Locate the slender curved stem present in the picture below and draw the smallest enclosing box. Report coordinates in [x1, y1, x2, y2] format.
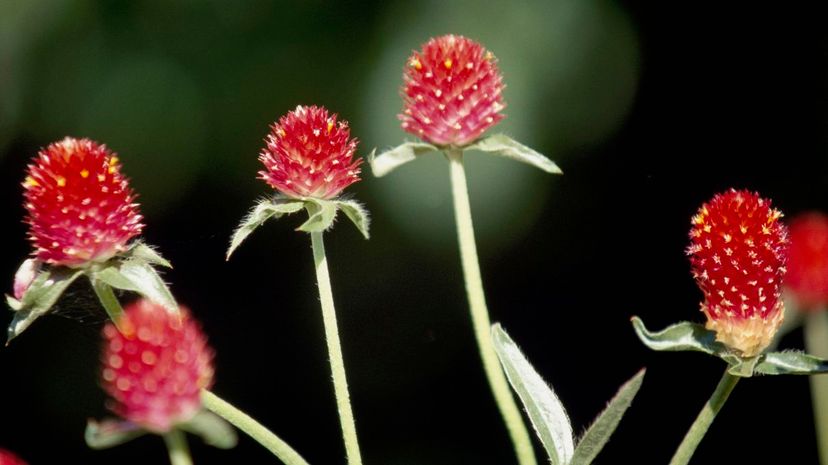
[310, 228, 363, 465]
[446, 149, 538, 465]
[91, 279, 125, 331]
[805, 310, 828, 465]
[201, 390, 311, 465]
[163, 429, 193, 465]
[669, 369, 740, 465]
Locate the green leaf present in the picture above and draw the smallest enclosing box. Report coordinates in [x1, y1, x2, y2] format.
[492, 324, 574, 465]
[570, 369, 645, 465]
[754, 351, 828, 375]
[94, 259, 178, 313]
[180, 410, 238, 449]
[7, 267, 85, 343]
[631, 317, 728, 356]
[297, 200, 338, 233]
[335, 199, 371, 239]
[85, 419, 145, 449]
[369, 142, 439, 177]
[466, 134, 562, 174]
[726, 356, 760, 378]
[5, 295, 21, 311]
[227, 197, 305, 259]
[127, 241, 172, 268]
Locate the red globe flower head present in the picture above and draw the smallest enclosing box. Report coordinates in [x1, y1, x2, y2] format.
[23, 137, 144, 267]
[0, 449, 27, 465]
[399, 34, 506, 147]
[101, 299, 214, 433]
[258, 105, 362, 200]
[785, 212, 828, 311]
[687, 189, 789, 357]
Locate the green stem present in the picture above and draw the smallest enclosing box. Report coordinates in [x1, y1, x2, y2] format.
[310, 228, 363, 465]
[91, 279, 125, 331]
[805, 310, 828, 465]
[446, 149, 538, 465]
[201, 390, 311, 465]
[669, 369, 740, 465]
[163, 429, 193, 465]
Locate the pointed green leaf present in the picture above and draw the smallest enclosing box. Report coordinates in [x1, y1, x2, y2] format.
[466, 134, 562, 174]
[335, 199, 371, 239]
[369, 142, 439, 177]
[7, 267, 84, 343]
[726, 356, 760, 377]
[94, 259, 178, 313]
[85, 419, 145, 449]
[180, 410, 238, 449]
[631, 317, 728, 356]
[754, 351, 828, 375]
[127, 241, 172, 268]
[297, 200, 338, 233]
[5, 295, 21, 312]
[492, 324, 574, 465]
[570, 369, 645, 465]
[227, 198, 305, 259]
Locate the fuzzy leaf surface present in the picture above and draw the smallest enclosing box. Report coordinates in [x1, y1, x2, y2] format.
[369, 142, 439, 177]
[754, 351, 828, 375]
[227, 197, 304, 259]
[466, 134, 562, 174]
[297, 200, 338, 233]
[94, 259, 178, 313]
[570, 369, 645, 465]
[335, 199, 371, 239]
[126, 241, 172, 268]
[492, 324, 574, 465]
[7, 267, 84, 343]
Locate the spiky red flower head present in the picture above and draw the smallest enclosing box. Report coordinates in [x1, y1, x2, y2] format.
[0, 449, 27, 465]
[23, 137, 144, 267]
[101, 299, 214, 433]
[687, 189, 789, 357]
[399, 34, 506, 147]
[258, 105, 362, 200]
[785, 212, 828, 311]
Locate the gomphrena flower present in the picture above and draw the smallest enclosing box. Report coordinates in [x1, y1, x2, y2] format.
[101, 298, 214, 433]
[785, 212, 828, 311]
[687, 189, 789, 357]
[258, 105, 362, 200]
[400, 34, 506, 147]
[0, 449, 27, 465]
[23, 137, 144, 267]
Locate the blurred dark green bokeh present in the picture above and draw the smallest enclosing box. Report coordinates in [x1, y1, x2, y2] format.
[2, 1, 827, 464]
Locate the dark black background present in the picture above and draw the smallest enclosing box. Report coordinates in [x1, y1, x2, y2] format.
[1, 1, 827, 464]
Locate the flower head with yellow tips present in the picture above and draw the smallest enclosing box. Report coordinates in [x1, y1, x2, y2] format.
[258, 105, 362, 200]
[687, 189, 789, 357]
[399, 34, 506, 146]
[22, 137, 144, 267]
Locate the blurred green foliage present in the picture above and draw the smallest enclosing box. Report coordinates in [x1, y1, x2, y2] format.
[1, 0, 638, 251]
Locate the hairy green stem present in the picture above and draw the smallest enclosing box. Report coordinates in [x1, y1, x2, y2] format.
[201, 390, 311, 465]
[310, 229, 363, 465]
[669, 369, 740, 465]
[163, 429, 193, 465]
[446, 149, 538, 465]
[805, 310, 828, 465]
[91, 279, 125, 331]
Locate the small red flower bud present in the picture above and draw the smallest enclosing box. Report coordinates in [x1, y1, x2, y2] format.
[258, 105, 362, 200]
[399, 34, 506, 147]
[785, 212, 828, 311]
[0, 449, 27, 465]
[12, 258, 40, 300]
[101, 299, 214, 433]
[687, 189, 789, 357]
[23, 137, 144, 267]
